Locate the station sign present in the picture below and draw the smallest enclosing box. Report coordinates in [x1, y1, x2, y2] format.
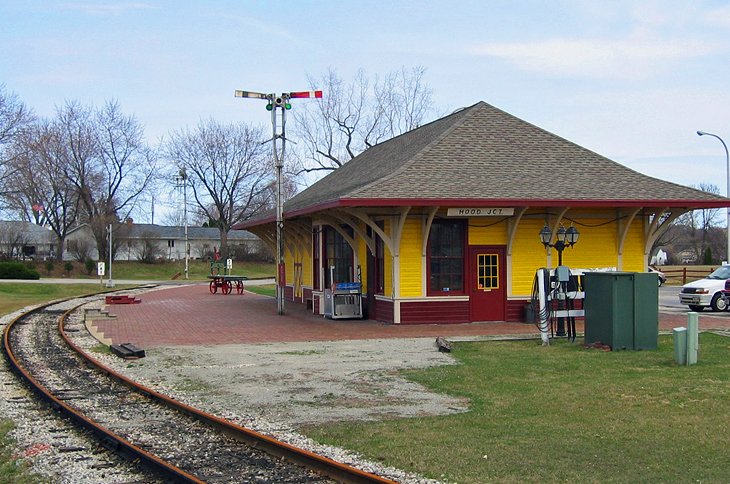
[447, 207, 515, 217]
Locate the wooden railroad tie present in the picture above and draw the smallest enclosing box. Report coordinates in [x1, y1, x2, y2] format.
[110, 342, 146, 359]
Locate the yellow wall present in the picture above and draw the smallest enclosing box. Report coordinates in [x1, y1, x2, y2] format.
[284, 249, 293, 283]
[399, 218, 423, 297]
[621, 220, 646, 272]
[510, 213, 648, 296]
[565, 218, 621, 270]
[383, 219, 393, 297]
[284, 242, 313, 289]
[468, 219, 508, 245]
[510, 217, 547, 296]
[302, 245, 313, 286]
[279, 209, 648, 301]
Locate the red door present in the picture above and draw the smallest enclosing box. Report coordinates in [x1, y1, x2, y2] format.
[469, 246, 506, 321]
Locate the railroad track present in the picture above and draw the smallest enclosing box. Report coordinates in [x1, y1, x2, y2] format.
[2, 294, 397, 483]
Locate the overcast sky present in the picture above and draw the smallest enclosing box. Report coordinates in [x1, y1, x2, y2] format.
[2, 1, 730, 202]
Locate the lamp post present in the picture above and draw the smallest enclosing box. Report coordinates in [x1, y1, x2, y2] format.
[697, 130, 730, 264]
[175, 167, 189, 280]
[539, 224, 580, 337]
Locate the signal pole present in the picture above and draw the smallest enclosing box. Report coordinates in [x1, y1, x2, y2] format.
[235, 89, 322, 315]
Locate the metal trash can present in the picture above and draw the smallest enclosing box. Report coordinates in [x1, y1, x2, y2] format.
[523, 303, 536, 324]
[583, 272, 658, 350]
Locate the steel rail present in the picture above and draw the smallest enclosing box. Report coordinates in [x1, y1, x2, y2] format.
[3, 295, 397, 484]
[57, 307, 397, 484]
[2, 300, 204, 483]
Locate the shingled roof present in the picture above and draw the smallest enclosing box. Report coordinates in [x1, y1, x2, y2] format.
[254, 101, 728, 223]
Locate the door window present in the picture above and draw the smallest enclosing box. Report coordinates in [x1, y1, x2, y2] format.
[476, 253, 499, 290]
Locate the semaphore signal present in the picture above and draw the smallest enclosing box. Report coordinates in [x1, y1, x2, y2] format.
[234, 87, 322, 315]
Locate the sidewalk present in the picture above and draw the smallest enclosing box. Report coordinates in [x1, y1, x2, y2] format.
[88, 284, 730, 348]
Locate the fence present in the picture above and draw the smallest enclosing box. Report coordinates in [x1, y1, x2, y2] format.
[662, 267, 715, 285]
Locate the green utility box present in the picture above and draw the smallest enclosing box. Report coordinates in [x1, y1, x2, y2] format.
[583, 272, 658, 350]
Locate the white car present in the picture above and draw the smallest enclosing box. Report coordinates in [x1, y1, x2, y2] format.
[678, 265, 730, 312]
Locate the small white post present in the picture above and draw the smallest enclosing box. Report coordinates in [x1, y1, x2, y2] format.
[687, 312, 699, 365]
[537, 269, 550, 346]
[673, 326, 687, 365]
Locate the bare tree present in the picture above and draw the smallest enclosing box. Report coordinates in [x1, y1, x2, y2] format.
[165, 119, 270, 258]
[135, 231, 164, 263]
[3, 120, 82, 260]
[58, 100, 156, 261]
[674, 183, 723, 262]
[0, 221, 29, 259]
[67, 238, 93, 262]
[291, 66, 435, 177]
[0, 85, 34, 202]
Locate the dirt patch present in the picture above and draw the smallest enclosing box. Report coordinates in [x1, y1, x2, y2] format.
[114, 338, 470, 427]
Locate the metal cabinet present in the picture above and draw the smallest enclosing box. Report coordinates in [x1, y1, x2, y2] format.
[584, 272, 658, 350]
[324, 283, 363, 319]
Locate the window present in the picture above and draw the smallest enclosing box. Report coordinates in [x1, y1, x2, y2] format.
[368, 224, 385, 295]
[167, 239, 175, 248]
[375, 232, 385, 294]
[324, 226, 353, 288]
[428, 220, 465, 294]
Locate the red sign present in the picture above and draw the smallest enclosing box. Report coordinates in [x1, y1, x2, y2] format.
[278, 263, 286, 286]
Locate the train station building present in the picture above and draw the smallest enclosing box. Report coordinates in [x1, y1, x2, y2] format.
[235, 101, 727, 324]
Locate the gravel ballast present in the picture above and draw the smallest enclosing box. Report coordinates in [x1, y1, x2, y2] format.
[2, 291, 473, 483]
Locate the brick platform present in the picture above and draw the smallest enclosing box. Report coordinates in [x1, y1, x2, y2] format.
[89, 284, 730, 347]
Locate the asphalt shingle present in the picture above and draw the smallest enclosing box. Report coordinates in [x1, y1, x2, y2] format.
[248, 101, 727, 225]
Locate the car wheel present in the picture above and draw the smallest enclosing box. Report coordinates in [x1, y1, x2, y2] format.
[710, 293, 728, 312]
[688, 305, 704, 312]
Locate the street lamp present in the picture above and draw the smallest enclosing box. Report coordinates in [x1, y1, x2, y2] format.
[539, 223, 580, 337]
[697, 130, 730, 264]
[539, 224, 580, 266]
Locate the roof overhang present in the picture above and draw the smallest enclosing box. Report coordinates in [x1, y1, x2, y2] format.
[234, 197, 730, 230]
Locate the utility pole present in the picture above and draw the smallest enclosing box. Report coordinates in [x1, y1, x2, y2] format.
[176, 168, 189, 280]
[235, 89, 322, 315]
[106, 223, 114, 287]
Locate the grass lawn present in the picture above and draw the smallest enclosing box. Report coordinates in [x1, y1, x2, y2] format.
[0, 283, 138, 316]
[245, 284, 276, 298]
[108, 259, 274, 280]
[31, 259, 275, 281]
[303, 335, 730, 483]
